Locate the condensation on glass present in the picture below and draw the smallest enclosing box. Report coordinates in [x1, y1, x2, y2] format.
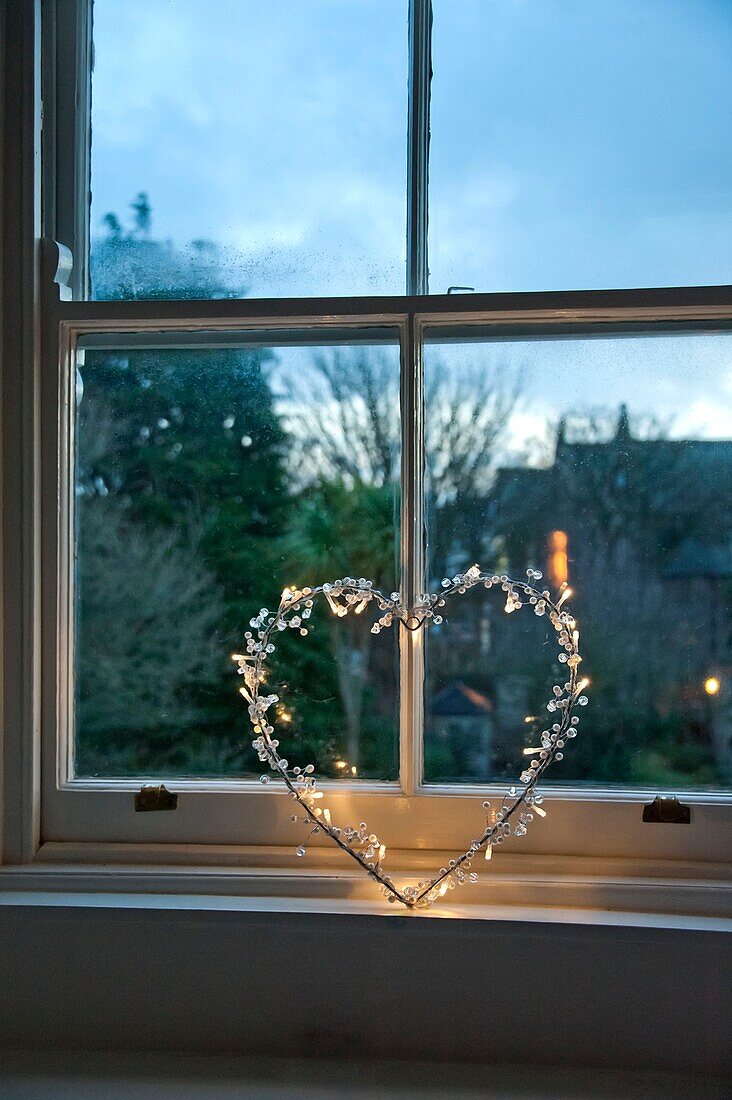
[89, 0, 408, 300]
[73, 330, 401, 779]
[429, 0, 732, 293]
[423, 329, 732, 791]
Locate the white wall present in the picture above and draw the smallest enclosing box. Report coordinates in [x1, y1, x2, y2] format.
[0, 904, 730, 1077]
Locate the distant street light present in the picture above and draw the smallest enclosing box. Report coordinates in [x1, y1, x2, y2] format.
[704, 676, 721, 696]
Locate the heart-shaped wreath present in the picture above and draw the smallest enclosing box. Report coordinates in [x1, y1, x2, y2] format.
[234, 566, 589, 909]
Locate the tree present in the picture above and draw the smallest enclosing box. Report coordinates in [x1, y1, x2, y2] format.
[280, 347, 520, 510]
[130, 191, 152, 238]
[276, 346, 521, 766]
[285, 480, 398, 769]
[76, 494, 225, 775]
[84, 198, 527, 779]
[102, 212, 122, 240]
[77, 343, 289, 754]
[78, 198, 290, 774]
[91, 193, 246, 300]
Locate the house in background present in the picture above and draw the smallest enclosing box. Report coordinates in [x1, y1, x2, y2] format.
[429, 680, 493, 778]
[491, 405, 732, 781]
[428, 407, 732, 784]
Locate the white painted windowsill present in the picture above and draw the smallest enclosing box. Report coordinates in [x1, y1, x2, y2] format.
[1, 852, 730, 933]
[0, 890, 730, 934]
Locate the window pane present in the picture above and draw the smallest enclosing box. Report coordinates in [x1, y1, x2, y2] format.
[74, 331, 400, 779]
[423, 329, 732, 791]
[89, 1, 407, 299]
[429, 0, 732, 293]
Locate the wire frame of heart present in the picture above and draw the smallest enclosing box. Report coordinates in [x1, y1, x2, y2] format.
[233, 566, 589, 909]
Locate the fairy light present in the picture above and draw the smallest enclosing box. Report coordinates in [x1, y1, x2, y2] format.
[705, 676, 720, 696]
[236, 565, 586, 909]
[556, 586, 573, 609]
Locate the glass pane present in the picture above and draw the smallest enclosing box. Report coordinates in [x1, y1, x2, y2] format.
[74, 331, 400, 779]
[430, 0, 732, 292]
[423, 329, 732, 791]
[90, 1, 407, 299]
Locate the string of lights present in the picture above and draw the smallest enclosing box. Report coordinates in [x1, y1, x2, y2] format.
[234, 566, 588, 909]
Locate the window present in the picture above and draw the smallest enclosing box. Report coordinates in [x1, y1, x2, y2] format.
[88, 0, 408, 299]
[3, 1, 730, 889]
[74, 330, 400, 781]
[429, 0, 732, 293]
[423, 328, 732, 791]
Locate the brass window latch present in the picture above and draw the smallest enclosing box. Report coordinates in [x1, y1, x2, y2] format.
[642, 795, 691, 824]
[134, 783, 178, 812]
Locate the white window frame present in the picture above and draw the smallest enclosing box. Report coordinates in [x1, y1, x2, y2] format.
[2, 0, 731, 919]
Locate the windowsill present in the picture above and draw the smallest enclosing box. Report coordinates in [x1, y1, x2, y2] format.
[1, 848, 730, 932]
[0, 890, 730, 933]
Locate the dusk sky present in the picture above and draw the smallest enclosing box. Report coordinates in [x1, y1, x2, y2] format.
[90, 1, 732, 443]
[429, 0, 732, 294]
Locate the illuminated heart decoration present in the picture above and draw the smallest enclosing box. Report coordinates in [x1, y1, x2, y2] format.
[234, 566, 588, 909]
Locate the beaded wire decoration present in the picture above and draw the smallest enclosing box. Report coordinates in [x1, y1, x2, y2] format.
[234, 566, 588, 909]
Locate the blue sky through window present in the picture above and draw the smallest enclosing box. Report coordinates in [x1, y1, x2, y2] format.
[91, 0, 408, 297]
[430, 0, 732, 294]
[90, 1, 732, 438]
[91, 0, 732, 298]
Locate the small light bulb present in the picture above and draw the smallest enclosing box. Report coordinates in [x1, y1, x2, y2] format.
[705, 676, 721, 696]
